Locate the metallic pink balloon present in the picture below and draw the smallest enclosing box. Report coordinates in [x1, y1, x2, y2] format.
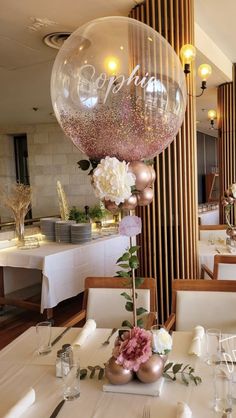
[51, 17, 186, 161]
[121, 194, 138, 210]
[148, 166, 156, 184]
[137, 187, 154, 206]
[128, 161, 152, 191]
[136, 354, 164, 383]
[104, 200, 120, 214]
[105, 357, 134, 385]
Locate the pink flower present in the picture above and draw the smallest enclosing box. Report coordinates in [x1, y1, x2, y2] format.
[112, 327, 152, 372]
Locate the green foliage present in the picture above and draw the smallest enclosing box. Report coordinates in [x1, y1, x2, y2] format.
[116, 245, 147, 328]
[80, 365, 105, 380]
[163, 362, 202, 386]
[69, 205, 107, 223]
[69, 206, 88, 223]
[89, 205, 107, 222]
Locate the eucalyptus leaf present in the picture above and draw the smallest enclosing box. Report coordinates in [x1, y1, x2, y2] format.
[163, 362, 173, 372]
[181, 372, 189, 386]
[135, 277, 144, 287]
[137, 318, 144, 328]
[116, 271, 131, 278]
[80, 369, 88, 380]
[90, 368, 96, 379]
[118, 263, 130, 269]
[163, 372, 174, 380]
[77, 159, 90, 171]
[129, 246, 140, 254]
[117, 253, 130, 263]
[129, 255, 139, 269]
[121, 320, 132, 328]
[98, 368, 105, 380]
[120, 292, 132, 301]
[172, 364, 183, 374]
[125, 301, 134, 312]
[136, 307, 147, 316]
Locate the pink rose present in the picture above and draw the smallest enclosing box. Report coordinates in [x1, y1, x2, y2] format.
[113, 327, 152, 372]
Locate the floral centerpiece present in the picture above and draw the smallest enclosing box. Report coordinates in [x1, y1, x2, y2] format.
[222, 182, 236, 243]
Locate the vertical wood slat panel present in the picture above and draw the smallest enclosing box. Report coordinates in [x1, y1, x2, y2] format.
[218, 78, 235, 225]
[130, 0, 197, 323]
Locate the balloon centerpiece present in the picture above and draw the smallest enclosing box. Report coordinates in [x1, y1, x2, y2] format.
[51, 16, 187, 386]
[222, 183, 236, 245]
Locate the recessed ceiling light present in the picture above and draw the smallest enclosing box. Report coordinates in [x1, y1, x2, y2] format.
[43, 32, 71, 49]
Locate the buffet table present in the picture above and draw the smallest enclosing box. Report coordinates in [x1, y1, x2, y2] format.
[0, 327, 234, 417]
[0, 234, 129, 316]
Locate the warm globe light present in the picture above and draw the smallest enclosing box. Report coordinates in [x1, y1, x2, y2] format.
[104, 56, 120, 75]
[208, 109, 217, 120]
[198, 64, 212, 81]
[180, 44, 196, 64]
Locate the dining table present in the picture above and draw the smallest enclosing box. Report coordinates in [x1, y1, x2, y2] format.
[198, 240, 236, 277]
[1, 326, 235, 417]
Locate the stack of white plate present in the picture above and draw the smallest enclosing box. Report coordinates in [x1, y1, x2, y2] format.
[71, 223, 92, 244]
[55, 220, 75, 243]
[40, 218, 60, 241]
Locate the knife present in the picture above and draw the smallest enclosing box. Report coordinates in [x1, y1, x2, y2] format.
[49, 399, 65, 418]
[51, 327, 72, 347]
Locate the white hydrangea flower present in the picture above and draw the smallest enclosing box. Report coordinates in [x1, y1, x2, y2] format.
[152, 328, 172, 354]
[92, 157, 136, 205]
[231, 183, 236, 198]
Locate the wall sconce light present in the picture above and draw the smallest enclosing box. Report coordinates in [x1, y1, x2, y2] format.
[180, 44, 212, 97]
[208, 109, 217, 129]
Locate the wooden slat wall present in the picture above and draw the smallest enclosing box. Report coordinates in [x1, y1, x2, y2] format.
[130, 0, 198, 323]
[218, 77, 235, 224]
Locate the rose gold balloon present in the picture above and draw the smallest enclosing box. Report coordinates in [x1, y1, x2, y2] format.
[128, 161, 152, 191]
[137, 187, 154, 206]
[121, 194, 138, 210]
[136, 354, 164, 383]
[228, 196, 235, 204]
[104, 200, 120, 214]
[105, 357, 134, 385]
[148, 165, 156, 184]
[221, 199, 229, 207]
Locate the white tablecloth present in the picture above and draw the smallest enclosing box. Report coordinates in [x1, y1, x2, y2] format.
[198, 241, 236, 278]
[0, 235, 129, 312]
[198, 209, 219, 225]
[1, 327, 235, 418]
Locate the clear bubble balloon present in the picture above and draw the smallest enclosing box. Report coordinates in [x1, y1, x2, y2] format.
[51, 16, 186, 161]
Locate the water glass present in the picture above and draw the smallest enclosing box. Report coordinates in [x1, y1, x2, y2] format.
[206, 328, 221, 365]
[214, 365, 232, 413]
[36, 321, 52, 355]
[62, 357, 80, 400]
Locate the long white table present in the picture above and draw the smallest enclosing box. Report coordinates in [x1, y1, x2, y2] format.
[1, 327, 235, 417]
[0, 234, 129, 316]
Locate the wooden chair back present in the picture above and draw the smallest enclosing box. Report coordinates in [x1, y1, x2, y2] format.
[198, 224, 227, 240]
[213, 255, 236, 279]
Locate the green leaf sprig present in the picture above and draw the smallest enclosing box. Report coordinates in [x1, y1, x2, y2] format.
[163, 362, 202, 386]
[80, 365, 105, 380]
[115, 246, 148, 328]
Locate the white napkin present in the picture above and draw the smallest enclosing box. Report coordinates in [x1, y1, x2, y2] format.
[188, 325, 205, 357]
[73, 319, 96, 346]
[103, 377, 164, 396]
[3, 388, 35, 418]
[176, 401, 192, 418]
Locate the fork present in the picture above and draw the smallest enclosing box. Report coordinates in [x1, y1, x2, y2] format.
[102, 328, 117, 345]
[142, 405, 150, 418]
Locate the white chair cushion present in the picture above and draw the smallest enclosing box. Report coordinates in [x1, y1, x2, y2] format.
[217, 263, 236, 279]
[176, 290, 236, 332]
[86, 288, 150, 328]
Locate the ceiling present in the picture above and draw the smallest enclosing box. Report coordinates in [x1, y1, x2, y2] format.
[0, 0, 234, 131]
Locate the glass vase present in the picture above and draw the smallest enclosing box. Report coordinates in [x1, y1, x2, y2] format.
[14, 211, 26, 247]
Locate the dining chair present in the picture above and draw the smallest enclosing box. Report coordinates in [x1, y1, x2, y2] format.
[198, 224, 227, 241]
[201, 255, 236, 279]
[62, 277, 157, 329]
[165, 279, 236, 332]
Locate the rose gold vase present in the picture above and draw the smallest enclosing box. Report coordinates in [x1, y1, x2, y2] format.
[136, 354, 164, 383]
[105, 357, 134, 385]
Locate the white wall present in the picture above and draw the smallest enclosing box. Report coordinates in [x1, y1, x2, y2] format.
[0, 123, 98, 222]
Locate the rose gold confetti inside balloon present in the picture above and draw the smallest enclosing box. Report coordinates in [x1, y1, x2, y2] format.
[51, 17, 186, 161]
